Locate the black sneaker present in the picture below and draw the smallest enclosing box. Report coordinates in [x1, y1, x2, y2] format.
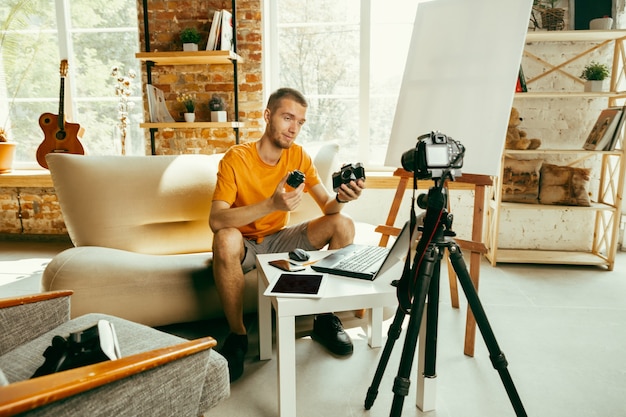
[312, 313, 353, 356]
[219, 333, 248, 382]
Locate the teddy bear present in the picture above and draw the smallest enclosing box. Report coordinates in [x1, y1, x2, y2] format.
[505, 107, 541, 150]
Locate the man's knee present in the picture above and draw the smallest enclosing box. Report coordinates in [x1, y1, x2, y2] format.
[213, 228, 245, 259]
[308, 213, 355, 248]
[327, 212, 354, 231]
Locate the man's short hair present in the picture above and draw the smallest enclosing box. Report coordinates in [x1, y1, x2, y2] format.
[267, 88, 308, 113]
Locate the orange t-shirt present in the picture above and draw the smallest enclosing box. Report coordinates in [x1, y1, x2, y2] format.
[213, 142, 321, 241]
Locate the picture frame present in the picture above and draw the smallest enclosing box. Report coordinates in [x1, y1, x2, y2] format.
[583, 107, 623, 151]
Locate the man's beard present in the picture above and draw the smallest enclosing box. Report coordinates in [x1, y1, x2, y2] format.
[269, 125, 292, 149]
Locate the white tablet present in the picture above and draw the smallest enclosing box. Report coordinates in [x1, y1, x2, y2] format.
[263, 273, 327, 299]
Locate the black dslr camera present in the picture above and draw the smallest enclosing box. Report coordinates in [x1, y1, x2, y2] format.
[401, 131, 464, 180]
[332, 163, 366, 191]
[31, 320, 120, 379]
[286, 170, 305, 188]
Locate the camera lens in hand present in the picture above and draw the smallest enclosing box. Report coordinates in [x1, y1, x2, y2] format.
[286, 170, 305, 188]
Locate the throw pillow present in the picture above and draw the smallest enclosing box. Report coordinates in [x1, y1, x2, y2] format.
[539, 163, 591, 206]
[501, 158, 543, 203]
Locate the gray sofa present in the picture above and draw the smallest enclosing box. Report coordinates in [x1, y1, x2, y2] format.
[0, 291, 229, 416]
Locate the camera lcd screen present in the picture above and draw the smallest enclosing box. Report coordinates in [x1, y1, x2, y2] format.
[426, 145, 449, 167]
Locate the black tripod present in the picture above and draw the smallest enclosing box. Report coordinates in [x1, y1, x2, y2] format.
[364, 176, 527, 417]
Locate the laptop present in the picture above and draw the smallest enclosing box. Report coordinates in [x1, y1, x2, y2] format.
[311, 221, 413, 280]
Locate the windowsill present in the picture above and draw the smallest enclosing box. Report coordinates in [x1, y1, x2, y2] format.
[0, 169, 484, 190]
[0, 169, 53, 187]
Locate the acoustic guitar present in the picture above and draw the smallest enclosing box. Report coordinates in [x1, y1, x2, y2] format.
[37, 59, 85, 169]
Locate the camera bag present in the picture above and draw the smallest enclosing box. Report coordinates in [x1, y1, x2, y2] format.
[31, 319, 121, 378]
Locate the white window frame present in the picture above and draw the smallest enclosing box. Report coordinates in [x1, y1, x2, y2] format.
[3, 0, 140, 169]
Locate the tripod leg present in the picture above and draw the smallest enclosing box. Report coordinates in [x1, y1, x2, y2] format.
[416, 256, 440, 412]
[448, 243, 528, 417]
[390, 247, 439, 417]
[364, 306, 406, 410]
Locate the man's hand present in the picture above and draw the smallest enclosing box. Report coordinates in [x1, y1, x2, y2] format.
[336, 178, 365, 203]
[271, 173, 305, 211]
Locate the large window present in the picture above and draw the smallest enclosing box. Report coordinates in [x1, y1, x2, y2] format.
[0, 0, 142, 167]
[267, 0, 419, 168]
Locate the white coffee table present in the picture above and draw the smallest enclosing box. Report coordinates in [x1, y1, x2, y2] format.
[256, 250, 404, 417]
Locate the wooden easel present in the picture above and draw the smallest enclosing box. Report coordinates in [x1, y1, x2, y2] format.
[375, 168, 492, 357]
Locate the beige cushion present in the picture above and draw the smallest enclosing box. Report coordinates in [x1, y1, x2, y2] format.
[501, 158, 542, 204]
[539, 163, 591, 206]
[47, 154, 221, 255]
[42, 247, 258, 326]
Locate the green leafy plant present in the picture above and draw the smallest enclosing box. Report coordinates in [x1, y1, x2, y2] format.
[180, 27, 201, 44]
[581, 61, 610, 81]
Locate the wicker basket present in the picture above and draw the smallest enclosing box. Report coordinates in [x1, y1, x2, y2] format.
[540, 8, 565, 31]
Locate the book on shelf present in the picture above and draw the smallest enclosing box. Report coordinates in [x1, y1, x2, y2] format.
[219, 9, 233, 51]
[146, 84, 175, 123]
[516, 65, 527, 93]
[605, 106, 626, 151]
[206, 10, 222, 51]
[583, 107, 623, 151]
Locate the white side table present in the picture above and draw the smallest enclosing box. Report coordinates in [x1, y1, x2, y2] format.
[256, 251, 403, 417]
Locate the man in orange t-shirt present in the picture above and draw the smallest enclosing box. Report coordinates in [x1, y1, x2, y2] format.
[210, 88, 365, 381]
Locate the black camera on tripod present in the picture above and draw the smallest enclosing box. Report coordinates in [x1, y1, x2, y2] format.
[401, 131, 464, 180]
[332, 163, 366, 191]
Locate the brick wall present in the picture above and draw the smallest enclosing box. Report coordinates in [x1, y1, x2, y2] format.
[0, 187, 66, 236]
[136, 0, 264, 154]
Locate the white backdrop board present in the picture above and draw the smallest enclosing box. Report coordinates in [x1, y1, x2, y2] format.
[384, 0, 533, 176]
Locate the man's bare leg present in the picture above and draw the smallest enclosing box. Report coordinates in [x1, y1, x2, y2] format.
[307, 213, 355, 250]
[212, 227, 249, 381]
[307, 213, 357, 356]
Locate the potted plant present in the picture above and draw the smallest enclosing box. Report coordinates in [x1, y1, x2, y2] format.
[0, 128, 17, 173]
[581, 61, 610, 92]
[533, 0, 565, 31]
[177, 92, 197, 122]
[209, 94, 227, 122]
[180, 27, 201, 51]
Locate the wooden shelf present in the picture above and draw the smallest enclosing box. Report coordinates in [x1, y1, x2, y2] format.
[515, 91, 626, 99]
[504, 148, 622, 156]
[487, 249, 610, 268]
[485, 30, 626, 270]
[140, 122, 245, 129]
[135, 51, 242, 66]
[0, 170, 53, 187]
[525, 30, 626, 43]
[492, 201, 617, 211]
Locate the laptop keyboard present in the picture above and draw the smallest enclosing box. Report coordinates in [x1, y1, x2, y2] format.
[335, 246, 389, 273]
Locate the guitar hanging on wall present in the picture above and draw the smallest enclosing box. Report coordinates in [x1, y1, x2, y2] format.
[37, 59, 85, 169]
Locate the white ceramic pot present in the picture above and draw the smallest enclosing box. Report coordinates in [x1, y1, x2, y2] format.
[210, 111, 227, 122]
[584, 80, 607, 92]
[182, 43, 199, 51]
[184, 113, 196, 122]
[0, 142, 17, 173]
[589, 17, 613, 31]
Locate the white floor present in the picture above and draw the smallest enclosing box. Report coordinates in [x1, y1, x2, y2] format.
[2, 239, 626, 417]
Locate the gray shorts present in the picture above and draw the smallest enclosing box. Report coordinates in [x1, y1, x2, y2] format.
[241, 222, 316, 273]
